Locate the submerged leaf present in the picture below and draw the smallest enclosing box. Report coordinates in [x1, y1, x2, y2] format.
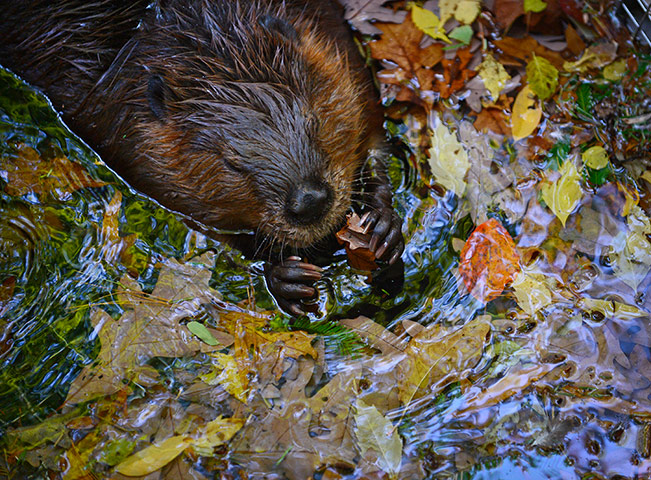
[427, 116, 470, 196]
[541, 161, 582, 226]
[354, 399, 402, 477]
[526, 54, 559, 100]
[115, 435, 190, 476]
[458, 218, 520, 303]
[511, 85, 542, 141]
[512, 269, 553, 315]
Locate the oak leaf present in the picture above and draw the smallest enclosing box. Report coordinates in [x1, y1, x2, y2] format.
[458, 218, 520, 303]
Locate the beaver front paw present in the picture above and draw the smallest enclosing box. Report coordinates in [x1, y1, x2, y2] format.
[362, 207, 405, 265]
[264, 256, 322, 316]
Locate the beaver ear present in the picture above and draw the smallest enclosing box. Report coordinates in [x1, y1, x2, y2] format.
[147, 75, 168, 121]
[258, 15, 298, 41]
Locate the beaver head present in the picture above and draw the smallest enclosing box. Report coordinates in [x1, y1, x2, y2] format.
[127, 0, 381, 251]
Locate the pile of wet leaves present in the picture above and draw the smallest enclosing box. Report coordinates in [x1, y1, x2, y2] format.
[1, 0, 651, 479]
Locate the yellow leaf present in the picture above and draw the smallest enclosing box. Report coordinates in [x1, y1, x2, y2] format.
[411, 5, 451, 43]
[541, 161, 582, 226]
[439, 0, 481, 24]
[603, 58, 627, 81]
[582, 146, 609, 169]
[511, 270, 553, 316]
[115, 435, 191, 476]
[641, 170, 651, 184]
[579, 298, 648, 320]
[192, 416, 245, 455]
[511, 85, 542, 141]
[354, 399, 402, 477]
[427, 116, 470, 196]
[201, 353, 249, 402]
[478, 53, 511, 101]
[398, 317, 490, 405]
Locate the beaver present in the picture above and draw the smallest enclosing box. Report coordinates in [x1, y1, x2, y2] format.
[0, 0, 404, 315]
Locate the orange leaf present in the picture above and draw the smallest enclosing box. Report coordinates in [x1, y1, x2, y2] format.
[458, 218, 520, 303]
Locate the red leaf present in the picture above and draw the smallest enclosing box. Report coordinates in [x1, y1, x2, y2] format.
[458, 218, 520, 303]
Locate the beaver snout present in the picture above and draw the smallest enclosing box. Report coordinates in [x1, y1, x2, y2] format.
[285, 181, 333, 226]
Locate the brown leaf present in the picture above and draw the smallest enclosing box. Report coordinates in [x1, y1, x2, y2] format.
[370, 14, 444, 76]
[564, 24, 586, 56]
[339, 0, 408, 35]
[495, 36, 566, 70]
[435, 47, 477, 99]
[492, 0, 564, 34]
[1, 144, 106, 201]
[336, 213, 378, 271]
[474, 107, 511, 136]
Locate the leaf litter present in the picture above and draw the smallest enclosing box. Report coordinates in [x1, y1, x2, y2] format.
[2, 0, 651, 479]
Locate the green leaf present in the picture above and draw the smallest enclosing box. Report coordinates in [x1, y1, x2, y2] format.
[524, 0, 548, 12]
[187, 320, 219, 346]
[526, 54, 559, 100]
[448, 25, 473, 45]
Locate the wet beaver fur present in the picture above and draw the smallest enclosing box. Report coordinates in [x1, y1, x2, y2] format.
[0, 0, 404, 315]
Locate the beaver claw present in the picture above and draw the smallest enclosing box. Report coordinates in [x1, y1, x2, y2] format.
[264, 256, 322, 316]
[361, 207, 405, 265]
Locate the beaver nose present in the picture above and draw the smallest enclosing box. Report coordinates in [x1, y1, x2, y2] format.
[285, 181, 332, 225]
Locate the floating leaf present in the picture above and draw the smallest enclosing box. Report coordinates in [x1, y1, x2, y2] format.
[115, 435, 191, 476]
[526, 54, 559, 100]
[541, 161, 582, 226]
[582, 146, 609, 170]
[478, 53, 511, 100]
[458, 218, 520, 303]
[427, 116, 470, 196]
[187, 321, 220, 346]
[354, 399, 402, 477]
[511, 85, 542, 141]
[524, 0, 547, 12]
[410, 5, 450, 43]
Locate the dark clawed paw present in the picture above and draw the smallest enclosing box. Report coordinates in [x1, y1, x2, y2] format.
[265, 257, 322, 316]
[363, 207, 405, 265]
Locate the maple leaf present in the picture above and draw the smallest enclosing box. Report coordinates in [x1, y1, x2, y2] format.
[458, 218, 520, 303]
[370, 14, 445, 76]
[0, 143, 106, 201]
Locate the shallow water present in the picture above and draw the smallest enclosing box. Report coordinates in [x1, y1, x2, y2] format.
[0, 57, 650, 480]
